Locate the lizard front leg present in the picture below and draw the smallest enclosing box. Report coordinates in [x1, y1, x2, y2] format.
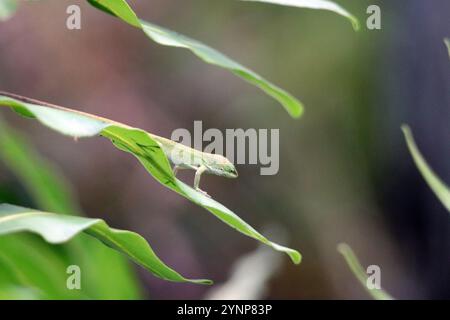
[194, 165, 210, 197]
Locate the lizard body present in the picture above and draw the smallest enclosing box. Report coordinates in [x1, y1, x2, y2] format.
[149, 134, 238, 196]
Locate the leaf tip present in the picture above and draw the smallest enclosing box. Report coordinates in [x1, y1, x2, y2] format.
[400, 123, 410, 132]
[288, 100, 305, 119]
[337, 242, 350, 255]
[292, 107, 304, 119]
[350, 17, 360, 31]
[288, 249, 302, 265]
[444, 38, 450, 54]
[192, 279, 214, 285]
[400, 124, 412, 140]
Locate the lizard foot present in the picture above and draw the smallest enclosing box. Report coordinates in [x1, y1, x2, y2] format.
[195, 188, 211, 198]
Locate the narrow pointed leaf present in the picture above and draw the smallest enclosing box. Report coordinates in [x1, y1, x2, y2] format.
[240, 0, 360, 30]
[402, 125, 450, 213]
[87, 0, 303, 118]
[0, 93, 301, 264]
[0, 204, 211, 285]
[337, 243, 393, 300]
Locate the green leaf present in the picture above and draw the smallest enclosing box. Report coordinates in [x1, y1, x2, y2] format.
[0, 243, 37, 289]
[0, 116, 142, 299]
[76, 235, 142, 299]
[337, 243, 393, 300]
[444, 38, 450, 60]
[402, 125, 450, 213]
[87, 0, 303, 118]
[0, 93, 301, 264]
[0, 117, 82, 215]
[0, 234, 87, 299]
[0, 0, 17, 21]
[0, 204, 211, 285]
[240, 0, 360, 30]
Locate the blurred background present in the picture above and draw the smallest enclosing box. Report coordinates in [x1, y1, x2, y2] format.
[0, 0, 449, 299]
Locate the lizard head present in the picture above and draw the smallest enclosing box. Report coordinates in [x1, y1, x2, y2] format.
[204, 154, 238, 178]
[221, 161, 239, 178]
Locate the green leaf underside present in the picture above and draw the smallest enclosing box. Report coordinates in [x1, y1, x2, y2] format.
[87, 0, 303, 118]
[0, 95, 301, 265]
[402, 125, 450, 213]
[240, 0, 359, 30]
[0, 0, 17, 21]
[0, 204, 211, 285]
[337, 243, 393, 300]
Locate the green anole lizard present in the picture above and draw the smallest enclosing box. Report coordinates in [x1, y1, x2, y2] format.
[0, 91, 238, 197]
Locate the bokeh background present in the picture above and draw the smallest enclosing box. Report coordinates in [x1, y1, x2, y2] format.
[0, 0, 449, 299]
